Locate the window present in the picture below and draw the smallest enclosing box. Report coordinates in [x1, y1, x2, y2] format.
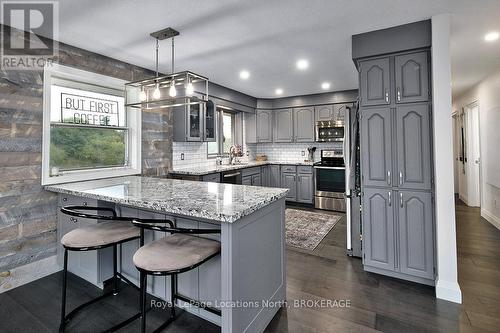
[207, 109, 235, 157]
[42, 64, 141, 185]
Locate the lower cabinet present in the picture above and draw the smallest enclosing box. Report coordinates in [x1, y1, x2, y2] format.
[269, 165, 280, 187]
[362, 188, 434, 283]
[202, 173, 220, 182]
[281, 172, 297, 201]
[280, 166, 314, 203]
[296, 173, 314, 203]
[261, 165, 270, 187]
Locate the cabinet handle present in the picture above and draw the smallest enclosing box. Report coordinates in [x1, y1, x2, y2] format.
[388, 191, 392, 206]
[400, 192, 403, 207]
[387, 170, 391, 185]
[397, 87, 401, 101]
[62, 197, 68, 202]
[385, 90, 389, 103]
[83, 201, 88, 206]
[70, 217, 78, 223]
[399, 171, 403, 185]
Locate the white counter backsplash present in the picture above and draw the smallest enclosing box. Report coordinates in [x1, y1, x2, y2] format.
[173, 141, 340, 168]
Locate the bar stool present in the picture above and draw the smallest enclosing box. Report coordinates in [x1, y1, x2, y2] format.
[131, 218, 221, 333]
[59, 205, 141, 332]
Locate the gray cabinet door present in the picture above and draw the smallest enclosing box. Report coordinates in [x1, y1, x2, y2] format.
[261, 166, 270, 187]
[395, 52, 429, 103]
[186, 103, 203, 141]
[398, 190, 434, 279]
[270, 165, 280, 187]
[360, 108, 392, 187]
[252, 174, 262, 186]
[244, 112, 257, 144]
[202, 173, 220, 183]
[396, 104, 431, 190]
[315, 105, 334, 121]
[274, 109, 294, 142]
[242, 175, 252, 185]
[294, 107, 315, 142]
[281, 172, 297, 201]
[257, 110, 273, 143]
[296, 174, 314, 203]
[360, 57, 390, 106]
[362, 188, 395, 271]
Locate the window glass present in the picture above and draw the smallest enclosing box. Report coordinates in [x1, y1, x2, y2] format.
[222, 113, 234, 154]
[49, 85, 127, 174]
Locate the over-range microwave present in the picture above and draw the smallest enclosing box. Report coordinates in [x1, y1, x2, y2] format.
[315, 120, 345, 142]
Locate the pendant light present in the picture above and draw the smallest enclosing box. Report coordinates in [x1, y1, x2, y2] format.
[125, 27, 209, 110]
[152, 38, 161, 99]
[168, 37, 177, 97]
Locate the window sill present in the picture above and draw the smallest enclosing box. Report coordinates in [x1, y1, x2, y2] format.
[41, 167, 141, 186]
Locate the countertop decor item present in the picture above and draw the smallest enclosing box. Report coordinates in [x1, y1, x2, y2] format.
[307, 146, 317, 162]
[229, 144, 243, 165]
[255, 155, 268, 162]
[125, 27, 209, 110]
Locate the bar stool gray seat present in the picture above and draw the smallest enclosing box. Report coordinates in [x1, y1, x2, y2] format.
[59, 206, 141, 333]
[133, 233, 220, 273]
[132, 218, 221, 333]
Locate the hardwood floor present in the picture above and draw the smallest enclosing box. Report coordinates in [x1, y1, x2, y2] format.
[0, 202, 499, 332]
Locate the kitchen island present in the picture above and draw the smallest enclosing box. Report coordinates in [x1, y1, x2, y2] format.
[45, 176, 288, 333]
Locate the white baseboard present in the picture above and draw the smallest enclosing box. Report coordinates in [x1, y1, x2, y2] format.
[435, 279, 462, 303]
[0, 255, 60, 294]
[481, 209, 500, 230]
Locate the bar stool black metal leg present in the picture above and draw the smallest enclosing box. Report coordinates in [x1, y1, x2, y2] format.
[170, 274, 176, 319]
[60, 249, 68, 333]
[140, 271, 147, 333]
[113, 244, 118, 296]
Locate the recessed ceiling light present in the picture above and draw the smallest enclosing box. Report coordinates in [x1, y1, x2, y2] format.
[484, 31, 499, 42]
[296, 59, 309, 70]
[275, 88, 283, 95]
[239, 70, 250, 80]
[321, 82, 331, 90]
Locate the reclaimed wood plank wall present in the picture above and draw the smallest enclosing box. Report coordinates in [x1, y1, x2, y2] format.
[0, 26, 172, 274]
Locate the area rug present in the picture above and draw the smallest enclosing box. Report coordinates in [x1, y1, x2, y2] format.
[285, 209, 341, 251]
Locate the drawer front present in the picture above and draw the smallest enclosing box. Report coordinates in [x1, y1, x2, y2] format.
[297, 166, 313, 174]
[281, 165, 297, 173]
[59, 194, 97, 207]
[241, 166, 261, 177]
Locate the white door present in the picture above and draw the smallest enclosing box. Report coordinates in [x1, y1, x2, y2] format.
[466, 103, 481, 207]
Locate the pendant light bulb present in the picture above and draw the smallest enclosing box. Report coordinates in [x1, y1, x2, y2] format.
[169, 83, 177, 97]
[153, 83, 161, 99]
[139, 87, 147, 101]
[185, 82, 194, 96]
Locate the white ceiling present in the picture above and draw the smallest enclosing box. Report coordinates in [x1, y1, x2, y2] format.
[33, 0, 500, 98]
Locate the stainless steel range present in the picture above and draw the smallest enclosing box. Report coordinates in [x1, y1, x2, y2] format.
[314, 148, 346, 212]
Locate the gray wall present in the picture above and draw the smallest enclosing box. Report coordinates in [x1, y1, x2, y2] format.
[257, 90, 358, 110]
[0, 25, 172, 272]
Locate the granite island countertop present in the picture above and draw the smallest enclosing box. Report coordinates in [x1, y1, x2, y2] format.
[170, 160, 314, 176]
[45, 176, 288, 223]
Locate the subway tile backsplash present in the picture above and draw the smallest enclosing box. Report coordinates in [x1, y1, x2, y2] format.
[172, 141, 340, 168]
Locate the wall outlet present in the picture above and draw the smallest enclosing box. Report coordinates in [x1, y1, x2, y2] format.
[180, 153, 184, 160]
[301, 151, 305, 156]
[246, 151, 249, 156]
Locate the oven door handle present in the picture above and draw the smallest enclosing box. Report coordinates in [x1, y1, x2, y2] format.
[223, 172, 241, 178]
[313, 166, 346, 170]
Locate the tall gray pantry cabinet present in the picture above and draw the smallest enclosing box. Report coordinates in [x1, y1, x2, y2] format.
[358, 49, 435, 285]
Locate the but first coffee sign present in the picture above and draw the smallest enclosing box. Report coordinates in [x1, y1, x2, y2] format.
[61, 93, 120, 127]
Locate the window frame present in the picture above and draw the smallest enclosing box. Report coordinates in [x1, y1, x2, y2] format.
[207, 108, 236, 158]
[41, 64, 141, 185]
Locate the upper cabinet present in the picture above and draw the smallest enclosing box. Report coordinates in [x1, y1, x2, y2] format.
[360, 107, 393, 187]
[203, 101, 216, 142]
[256, 110, 273, 143]
[395, 104, 432, 190]
[315, 105, 334, 121]
[395, 52, 429, 104]
[274, 109, 294, 142]
[293, 107, 315, 142]
[360, 58, 391, 107]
